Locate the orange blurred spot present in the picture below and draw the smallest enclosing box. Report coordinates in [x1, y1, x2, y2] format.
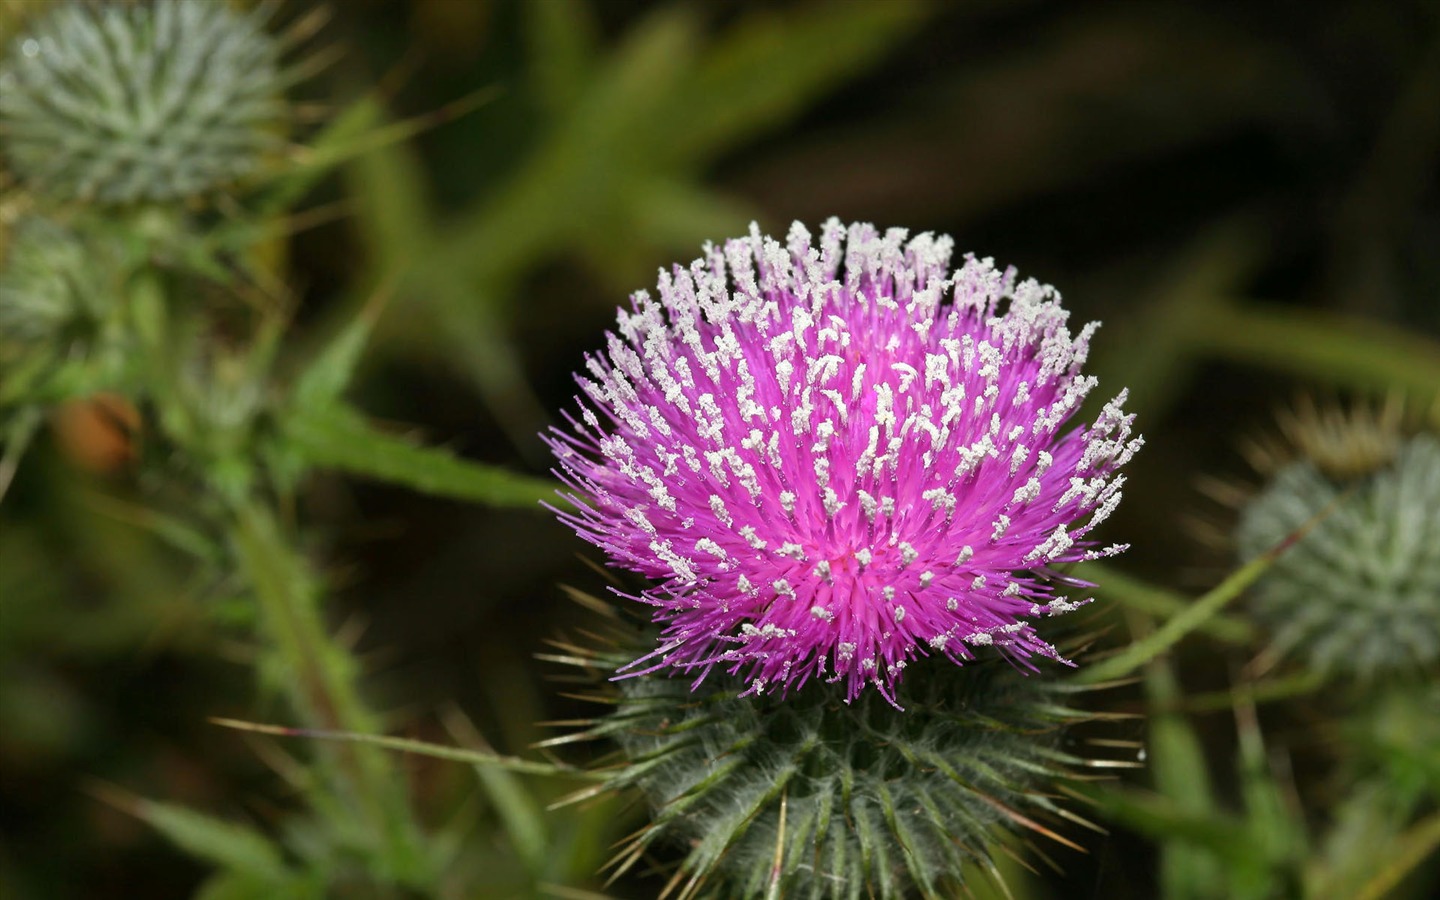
[52, 393, 142, 474]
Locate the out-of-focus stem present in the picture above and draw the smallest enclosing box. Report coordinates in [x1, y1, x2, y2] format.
[1083, 562, 1256, 645]
[1191, 304, 1440, 402]
[230, 497, 427, 883]
[129, 253, 428, 884]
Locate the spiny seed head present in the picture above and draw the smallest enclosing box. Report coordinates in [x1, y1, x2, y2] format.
[556, 632, 1118, 900]
[0, 0, 287, 204]
[546, 220, 1141, 703]
[1236, 432, 1440, 680]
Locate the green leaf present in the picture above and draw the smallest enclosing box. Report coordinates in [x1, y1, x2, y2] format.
[291, 299, 387, 411]
[442, 710, 550, 881]
[1231, 701, 1308, 896]
[258, 88, 498, 218]
[427, 281, 554, 453]
[1076, 783, 1249, 861]
[78, 490, 222, 565]
[473, 764, 549, 878]
[1191, 304, 1440, 402]
[1309, 787, 1440, 900]
[662, 0, 929, 167]
[625, 178, 755, 252]
[525, 0, 599, 115]
[1353, 811, 1440, 900]
[431, 5, 701, 290]
[576, 177, 753, 289]
[342, 108, 435, 282]
[286, 404, 560, 509]
[256, 96, 382, 214]
[211, 717, 597, 780]
[1144, 658, 1227, 900]
[1087, 219, 1268, 421]
[1173, 670, 1325, 715]
[194, 871, 321, 900]
[394, 13, 701, 447]
[118, 794, 290, 883]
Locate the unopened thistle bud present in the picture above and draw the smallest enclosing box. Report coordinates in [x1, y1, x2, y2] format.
[0, 1, 288, 204]
[546, 220, 1141, 704]
[1236, 400, 1440, 681]
[0, 218, 106, 341]
[0, 218, 128, 400]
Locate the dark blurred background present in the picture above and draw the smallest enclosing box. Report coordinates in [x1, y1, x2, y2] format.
[2, 0, 1437, 896]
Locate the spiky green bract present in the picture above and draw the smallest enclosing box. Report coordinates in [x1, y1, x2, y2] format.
[561, 638, 1103, 900]
[0, 1, 286, 204]
[1235, 434, 1440, 681]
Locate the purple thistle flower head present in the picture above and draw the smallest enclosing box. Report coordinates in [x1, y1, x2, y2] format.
[547, 220, 1142, 705]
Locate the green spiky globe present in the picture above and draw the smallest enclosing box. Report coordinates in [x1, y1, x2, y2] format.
[1236, 434, 1440, 680]
[0, 218, 131, 400]
[0, 0, 286, 204]
[565, 638, 1105, 899]
[0, 218, 105, 342]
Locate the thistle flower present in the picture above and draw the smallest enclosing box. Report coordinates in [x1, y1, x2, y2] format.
[547, 220, 1141, 702]
[0, 0, 288, 204]
[1236, 427, 1440, 680]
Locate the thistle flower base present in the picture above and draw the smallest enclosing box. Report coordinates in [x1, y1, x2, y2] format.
[567, 640, 1103, 900]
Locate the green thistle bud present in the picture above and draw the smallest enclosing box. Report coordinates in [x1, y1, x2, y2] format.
[0, 0, 287, 204]
[0, 218, 106, 340]
[552, 629, 1120, 899]
[1236, 428, 1440, 681]
[0, 217, 130, 400]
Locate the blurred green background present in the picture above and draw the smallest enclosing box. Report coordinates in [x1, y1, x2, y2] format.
[2, 0, 1438, 896]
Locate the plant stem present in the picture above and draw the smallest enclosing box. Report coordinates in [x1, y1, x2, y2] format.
[1190, 305, 1440, 401]
[230, 497, 428, 883]
[1077, 554, 1273, 684]
[1083, 562, 1256, 645]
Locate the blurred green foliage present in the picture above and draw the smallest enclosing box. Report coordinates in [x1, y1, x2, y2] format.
[2, 0, 1438, 898]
